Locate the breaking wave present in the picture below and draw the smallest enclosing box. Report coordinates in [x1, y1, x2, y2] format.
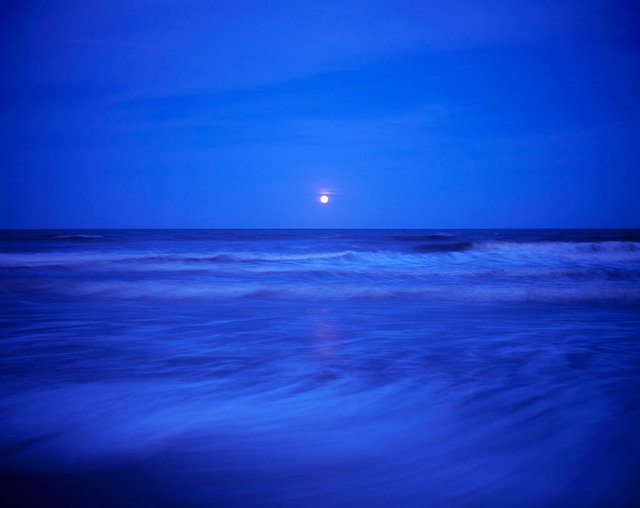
[1, 230, 639, 303]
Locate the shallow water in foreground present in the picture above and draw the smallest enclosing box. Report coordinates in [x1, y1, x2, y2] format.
[1, 229, 639, 506]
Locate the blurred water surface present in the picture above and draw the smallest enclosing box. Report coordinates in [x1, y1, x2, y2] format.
[1, 229, 639, 506]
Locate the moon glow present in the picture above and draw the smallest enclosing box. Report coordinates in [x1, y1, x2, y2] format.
[320, 195, 329, 204]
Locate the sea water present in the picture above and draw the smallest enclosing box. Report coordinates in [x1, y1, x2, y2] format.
[1, 229, 639, 506]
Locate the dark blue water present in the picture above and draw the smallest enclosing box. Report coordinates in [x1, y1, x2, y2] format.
[1, 229, 639, 506]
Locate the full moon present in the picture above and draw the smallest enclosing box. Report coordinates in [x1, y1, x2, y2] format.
[320, 195, 329, 204]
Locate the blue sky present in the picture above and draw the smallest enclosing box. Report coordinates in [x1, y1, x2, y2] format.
[1, 0, 639, 227]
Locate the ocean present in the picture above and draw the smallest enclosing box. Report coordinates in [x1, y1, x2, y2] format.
[1, 229, 639, 506]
